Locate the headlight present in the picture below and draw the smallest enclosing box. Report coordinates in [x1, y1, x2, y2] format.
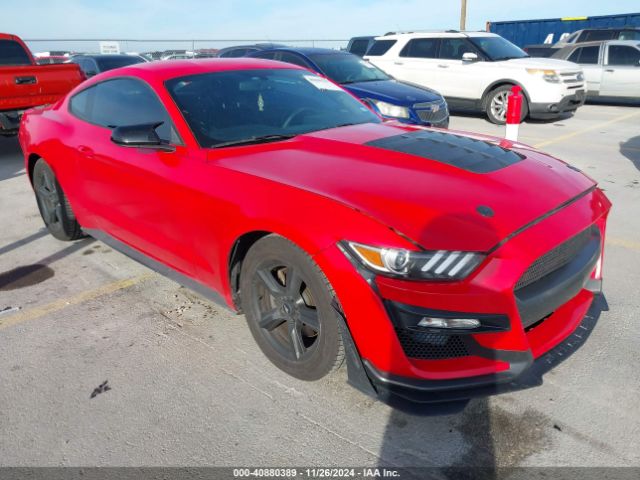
[526, 68, 560, 83]
[369, 100, 411, 119]
[342, 241, 485, 280]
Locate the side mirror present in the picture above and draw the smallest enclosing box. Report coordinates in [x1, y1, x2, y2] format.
[462, 52, 479, 63]
[111, 122, 174, 151]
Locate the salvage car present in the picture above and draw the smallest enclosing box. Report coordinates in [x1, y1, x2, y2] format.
[0, 33, 84, 135]
[249, 47, 449, 127]
[552, 40, 640, 101]
[366, 31, 587, 124]
[19, 59, 611, 408]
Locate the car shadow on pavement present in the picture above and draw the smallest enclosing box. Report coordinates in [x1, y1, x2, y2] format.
[620, 135, 640, 172]
[376, 294, 608, 478]
[0, 236, 94, 291]
[0, 135, 25, 182]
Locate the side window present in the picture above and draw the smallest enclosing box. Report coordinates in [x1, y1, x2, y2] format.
[569, 46, 600, 64]
[221, 48, 249, 58]
[366, 40, 396, 56]
[567, 48, 580, 63]
[400, 38, 439, 58]
[277, 52, 311, 68]
[608, 45, 640, 66]
[71, 78, 179, 144]
[439, 39, 479, 60]
[252, 51, 277, 60]
[69, 86, 96, 123]
[584, 30, 616, 42]
[349, 39, 370, 56]
[618, 31, 640, 41]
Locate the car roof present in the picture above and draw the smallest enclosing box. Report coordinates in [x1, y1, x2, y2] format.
[257, 47, 348, 56]
[559, 39, 640, 48]
[377, 31, 497, 40]
[89, 58, 305, 83]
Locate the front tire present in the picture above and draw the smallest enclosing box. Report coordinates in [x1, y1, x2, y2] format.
[240, 235, 344, 381]
[33, 158, 83, 241]
[485, 85, 529, 125]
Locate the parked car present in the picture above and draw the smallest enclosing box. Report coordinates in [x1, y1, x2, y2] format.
[525, 27, 640, 57]
[249, 47, 449, 127]
[365, 31, 586, 124]
[0, 33, 84, 135]
[70, 54, 146, 78]
[346, 36, 376, 56]
[19, 58, 611, 408]
[35, 55, 68, 65]
[161, 53, 195, 61]
[552, 40, 640, 101]
[216, 43, 285, 58]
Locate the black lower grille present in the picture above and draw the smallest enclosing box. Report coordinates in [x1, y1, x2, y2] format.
[395, 328, 468, 360]
[516, 226, 596, 290]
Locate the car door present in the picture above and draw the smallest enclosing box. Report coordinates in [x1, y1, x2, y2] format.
[68, 77, 199, 276]
[600, 43, 640, 98]
[435, 38, 488, 100]
[385, 38, 442, 91]
[566, 45, 602, 94]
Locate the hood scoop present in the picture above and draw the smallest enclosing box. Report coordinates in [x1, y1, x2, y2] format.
[365, 129, 524, 174]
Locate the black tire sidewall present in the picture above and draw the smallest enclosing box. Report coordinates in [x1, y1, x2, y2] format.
[33, 159, 81, 241]
[240, 235, 343, 381]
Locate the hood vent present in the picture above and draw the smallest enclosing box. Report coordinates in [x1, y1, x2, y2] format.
[365, 130, 524, 173]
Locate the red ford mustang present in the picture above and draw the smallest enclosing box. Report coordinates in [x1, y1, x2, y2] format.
[19, 59, 611, 409]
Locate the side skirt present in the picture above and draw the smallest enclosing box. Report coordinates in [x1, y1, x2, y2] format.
[84, 228, 233, 311]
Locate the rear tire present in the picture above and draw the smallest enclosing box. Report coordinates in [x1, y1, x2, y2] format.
[485, 85, 529, 125]
[240, 235, 344, 381]
[33, 158, 84, 241]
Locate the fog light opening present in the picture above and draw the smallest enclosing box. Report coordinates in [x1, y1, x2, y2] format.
[417, 317, 481, 329]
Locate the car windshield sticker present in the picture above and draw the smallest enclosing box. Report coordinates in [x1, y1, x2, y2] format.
[304, 75, 343, 91]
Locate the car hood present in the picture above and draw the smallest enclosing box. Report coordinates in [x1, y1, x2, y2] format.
[211, 123, 596, 252]
[344, 80, 443, 106]
[502, 56, 582, 71]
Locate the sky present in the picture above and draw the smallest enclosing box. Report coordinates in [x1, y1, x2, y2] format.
[1, 0, 639, 52]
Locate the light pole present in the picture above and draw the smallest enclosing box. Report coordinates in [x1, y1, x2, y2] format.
[460, 0, 467, 30]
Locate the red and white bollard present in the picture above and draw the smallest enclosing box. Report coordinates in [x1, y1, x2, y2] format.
[505, 85, 523, 142]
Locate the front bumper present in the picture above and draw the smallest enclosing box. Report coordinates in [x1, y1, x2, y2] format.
[363, 294, 606, 411]
[529, 90, 586, 118]
[315, 187, 611, 409]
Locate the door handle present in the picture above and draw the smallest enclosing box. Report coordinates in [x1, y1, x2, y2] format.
[604, 69, 615, 73]
[394, 61, 404, 65]
[78, 145, 94, 159]
[14, 76, 36, 85]
[437, 64, 449, 68]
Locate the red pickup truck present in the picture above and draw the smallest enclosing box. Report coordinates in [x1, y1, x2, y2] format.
[1, 33, 84, 135]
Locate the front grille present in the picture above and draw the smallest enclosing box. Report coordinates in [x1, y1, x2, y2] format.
[414, 100, 448, 123]
[515, 227, 595, 291]
[394, 328, 468, 360]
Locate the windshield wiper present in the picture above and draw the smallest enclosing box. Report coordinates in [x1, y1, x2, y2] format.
[211, 134, 297, 149]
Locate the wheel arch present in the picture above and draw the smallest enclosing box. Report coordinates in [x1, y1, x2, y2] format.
[27, 153, 42, 185]
[480, 79, 531, 110]
[227, 230, 274, 310]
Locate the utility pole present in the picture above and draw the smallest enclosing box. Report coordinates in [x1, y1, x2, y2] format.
[460, 0, 467, 31]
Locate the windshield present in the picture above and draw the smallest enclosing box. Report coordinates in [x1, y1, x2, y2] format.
[96, 56, 145, 71]
[310, 53, 390, 84]
[166, 69, 380, 148]
[469, 36, 528, 61]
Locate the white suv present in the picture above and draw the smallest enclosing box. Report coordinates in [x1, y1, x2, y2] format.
[365, 31, 586, 124]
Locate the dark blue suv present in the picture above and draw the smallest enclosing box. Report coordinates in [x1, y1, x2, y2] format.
[248, 47, 449, 128]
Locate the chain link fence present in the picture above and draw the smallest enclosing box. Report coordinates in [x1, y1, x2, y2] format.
[24, 39, 350, 56]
